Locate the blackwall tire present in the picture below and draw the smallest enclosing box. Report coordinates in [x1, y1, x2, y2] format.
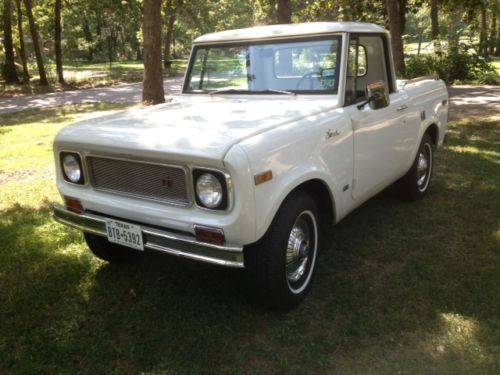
[244, 191, 320, 310]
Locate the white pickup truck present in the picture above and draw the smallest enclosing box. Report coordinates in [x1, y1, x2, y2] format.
[53, 22, 448, 309]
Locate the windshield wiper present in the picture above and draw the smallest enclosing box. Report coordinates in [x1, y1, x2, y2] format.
[209, 88, 246, 96]
[209, 88, 296, 96]
[254, 89, 296, 96]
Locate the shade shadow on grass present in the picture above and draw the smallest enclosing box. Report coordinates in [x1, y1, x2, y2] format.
[0, 118, 498, 373]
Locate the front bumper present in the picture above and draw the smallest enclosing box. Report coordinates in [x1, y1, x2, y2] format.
[52, 204, 244, 268]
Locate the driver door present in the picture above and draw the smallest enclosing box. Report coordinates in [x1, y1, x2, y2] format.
[344, 35, 410, 201]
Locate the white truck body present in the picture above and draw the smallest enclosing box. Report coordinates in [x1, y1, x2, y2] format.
[53, 22, 448, 308]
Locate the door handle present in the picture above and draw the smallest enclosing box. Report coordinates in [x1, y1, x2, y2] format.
[396, 105, 408, 111]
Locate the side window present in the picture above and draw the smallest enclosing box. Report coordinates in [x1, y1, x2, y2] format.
[347, 45, 367, 77]
[345, 38, 367, 105]
[345, 34, 390, 106]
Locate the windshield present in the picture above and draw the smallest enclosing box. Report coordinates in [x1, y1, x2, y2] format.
[184, 37, 341, 95]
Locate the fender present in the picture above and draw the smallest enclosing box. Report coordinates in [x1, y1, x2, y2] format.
[252, 165, 341, 243]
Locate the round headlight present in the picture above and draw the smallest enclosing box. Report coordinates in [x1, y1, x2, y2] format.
[62, 154, 82, 183]
[196, 173, 223, 208]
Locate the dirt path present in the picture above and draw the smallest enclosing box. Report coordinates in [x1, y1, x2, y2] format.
[0, 77, 184, 115]
[447, 85, 500, 120]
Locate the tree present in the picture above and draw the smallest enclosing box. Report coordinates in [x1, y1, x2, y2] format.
[23, 0, 48, 85]
[430, 0, 440, 50]
[495, 20, 500, 56]
[277, 0, 292, 23]
[479, 3, 488, 57]
[2, 0, 19, 83]
[387, 0, 405, 75]
[163, 0, 176, 66]
[15, 0, 30, 82]
[398, 0, 407, 37]
[142, 0, 165, 105]
[489, 12, 497, 55]
[54, 0, 64, 83]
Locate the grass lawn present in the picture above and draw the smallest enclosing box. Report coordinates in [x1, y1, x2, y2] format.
[0, 60, 188, 98]
[491, 58, 500, 74]
[0, 104, 499, 373]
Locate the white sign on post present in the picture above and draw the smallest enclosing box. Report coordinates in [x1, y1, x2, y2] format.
[101, 27, 111, 38]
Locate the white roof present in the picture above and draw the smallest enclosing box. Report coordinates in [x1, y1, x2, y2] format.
[194, 22, 386, 44]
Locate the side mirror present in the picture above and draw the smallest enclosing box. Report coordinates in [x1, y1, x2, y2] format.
[357, 80, 390, 110]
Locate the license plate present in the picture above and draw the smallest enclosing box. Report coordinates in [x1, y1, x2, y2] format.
[105, 218, 144, 251]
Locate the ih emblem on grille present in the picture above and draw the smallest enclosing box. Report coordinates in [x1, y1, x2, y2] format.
[162, 176, 172, 189]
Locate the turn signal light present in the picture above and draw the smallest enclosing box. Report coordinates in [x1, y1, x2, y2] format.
[64, 196, 83, 213]
[254, 170, 273, 185]
[194, 225, 225, 246]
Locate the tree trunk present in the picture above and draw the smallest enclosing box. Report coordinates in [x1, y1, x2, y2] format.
[54, 0, 64, 84]
[398, 0, 407, 36]
[82, 16, 94, 61]
[164, 0, 174, 64]
[417, 27, 423, 55]
[489, 14, 497, 55]
[16, 0, 30, 82]
[2, 0, 19, 83]
[479, 6, 488, 57]
[142, 0, 165, 105]
[277, 0, 292, 24]
[23, 0, 49, 85]
[447, 8, 461, 54]
[495, 23, 500, 56]
[430, 0, 440, 52]
[387, 0, 405, 76]
[164, 14, 175, 64]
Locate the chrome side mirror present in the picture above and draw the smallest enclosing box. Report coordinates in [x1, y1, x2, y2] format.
[357, 80, 390, 110]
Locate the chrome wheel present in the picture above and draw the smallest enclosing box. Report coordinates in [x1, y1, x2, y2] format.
[417, 143, 432, 192]
[285, 210, 317, 294]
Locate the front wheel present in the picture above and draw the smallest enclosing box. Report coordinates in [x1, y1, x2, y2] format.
[244, 191, 320, 310]
[400, 133, 434, 200]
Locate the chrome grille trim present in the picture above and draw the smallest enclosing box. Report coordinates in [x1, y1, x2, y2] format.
[86, 155, 190, 206]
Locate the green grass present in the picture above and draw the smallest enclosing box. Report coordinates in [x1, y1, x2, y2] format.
[0, 106, 499, 373]
[491, 58, 500, 75]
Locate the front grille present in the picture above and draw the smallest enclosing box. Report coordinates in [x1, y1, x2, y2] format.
[86, 156, 189, 206]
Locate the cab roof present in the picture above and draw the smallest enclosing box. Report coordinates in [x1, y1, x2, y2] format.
[193, 22, 386, 44]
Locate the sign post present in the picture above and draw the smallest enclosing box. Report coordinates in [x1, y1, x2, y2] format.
[100, 27, 112, 70]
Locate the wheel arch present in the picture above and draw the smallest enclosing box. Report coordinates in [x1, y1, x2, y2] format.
[425, 123, 439, 146]
[290, 179, 335, 228]
[253, 176, 337, 244]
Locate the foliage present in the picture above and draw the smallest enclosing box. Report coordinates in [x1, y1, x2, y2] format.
[1, 0, 499, 90]
[1, 105, 499, 373]
[405, 46, 500, 84]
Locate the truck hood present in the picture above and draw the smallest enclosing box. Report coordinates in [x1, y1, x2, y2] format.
[55, 95, 339, 164]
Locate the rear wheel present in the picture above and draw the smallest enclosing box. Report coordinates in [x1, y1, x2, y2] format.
[84, 232, 139, 263]
[244, 191, 319, 310]
[400, 133, 434, 200]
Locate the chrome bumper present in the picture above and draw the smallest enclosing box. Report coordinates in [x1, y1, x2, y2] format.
[52, 204, 244, 268]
